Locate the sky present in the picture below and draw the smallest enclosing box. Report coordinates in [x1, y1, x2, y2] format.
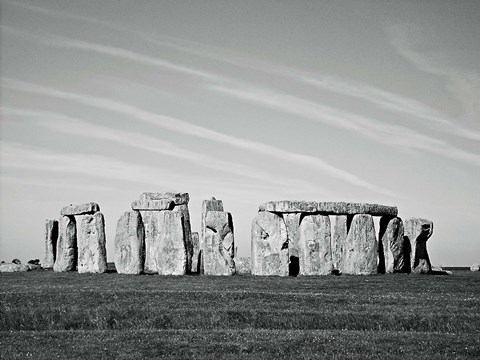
[1, 0, 479, 266]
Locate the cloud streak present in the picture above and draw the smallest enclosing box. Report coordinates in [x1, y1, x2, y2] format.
[211, 83, 480, 167]
[1, 79, 394, 196]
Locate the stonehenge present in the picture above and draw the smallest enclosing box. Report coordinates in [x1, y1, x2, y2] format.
[251, 200, 436, 276]
[46, 202, 107, 273]
[41, 195, 443, 277]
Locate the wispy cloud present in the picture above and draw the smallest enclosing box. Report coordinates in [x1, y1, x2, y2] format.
[1, 79, 393, 196]
[211, 82, 480, 167]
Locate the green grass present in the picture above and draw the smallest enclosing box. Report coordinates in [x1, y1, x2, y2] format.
[1, 271, 479, 359]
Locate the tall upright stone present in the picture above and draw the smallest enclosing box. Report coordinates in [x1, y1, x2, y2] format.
[404, 218, 433, 274]
[114, 210, 145, 275]
[200, 198, 224, 273]
[331, 215, 352, 271]
[379, 216, 404, 273]
[251, 211, 288, 276]
[43, 219, 58, 269]
[53, 215, 77, 272]
[136, 192, 192, 273]
[204, 211, 235, 276]
[154, 211, 187, 275]
[298, 214, 333, 275]
[140, 211, 163, 274]
[78, 212, 107, 273]
[191, 232, 200, 273]
[282, 213, 302, 276]
[341, 214, 377, 275]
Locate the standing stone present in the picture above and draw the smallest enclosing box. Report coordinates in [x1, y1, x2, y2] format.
[114, 210, 145, 275]
[283, 213, 302, 276]
[78, 212, 107, 273]
[154, 211, 187, 275]
[53, 215, 77, 272]
[404, 218, 433, 274]
[331, 215, 352, 271]
[251, 211, 288, 276]
[43, 219, 58, 269]
[191, 232, 200, 273]
[173, 203, 193, 273]
[470, 264, 480, 272]
[379, 217, 405, 273]
[341, 214, 377, 275]
[204, 211, 235, 276]
[140, 211, 163, 274]
[298, 214, 333, 275]
[200, 198, 224, 273]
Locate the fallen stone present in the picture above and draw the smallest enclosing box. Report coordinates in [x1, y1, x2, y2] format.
[154, 211, 187, 275]
[28, 259, 41, 265]
[341, 214, 377, 275]
[471, 264, 480, 272]
[404, 218, 433, 274]
[259, 201, 318, 213]
[0, 263, 30, 272]
[235, 257, 251, 275]
[298, 214, 333, 275]
[43, 219, 58, 269]
[204, 211, 235, 276]
[78, 212, 107, 274]
[191, 232, 200, 273]
[379, 217, 405, 273]
[54, 215, 77, 272]
[26, 264, 42, 271]
[131, 199, 174, 211]
[60, 202, 100, 216]
[251, 211, 289, 276]
[138, 192, 189, 205]
[114, 210, 145, 275]
[12, 258, 21, 265]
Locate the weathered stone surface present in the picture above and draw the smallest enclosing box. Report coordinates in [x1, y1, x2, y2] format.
[200, 198, 224, 274]
[154, 211, 187, 275]
[471, 264, 480, 272]
[28, 259, 40, 265]
[78, 212, 107, 274]
[251, 211, 289, 276]
[12, 258, 21, 265]
[299, 214, 333, 275]
[114, 210, 145, 275]
[341, 214, 377, 275]
[258, 201, 397, 217]
[404, 218, 433, 274]
[379, 217, 405, 273]
[318, 202, 397, 217]
[204, 211, 235, 276]
[53, 215, 77, 272]
[0, 263, 30, 272]
[191, 232, 200, 273]
[43, 219, 58, 269]
[173, 203, 193, 273]
[131, 199, 174, 211]
[235, 257, 251, 275]
[283, 213, 302, 276]
[259, 201, 318, 213]
[140, 211, 163, 273]
[139, 192, 189, 205]
[331, 215, 351, 271]
[60, 202, 100, 216]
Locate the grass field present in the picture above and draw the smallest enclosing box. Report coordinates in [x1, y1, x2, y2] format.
[1, 270, 479, 359]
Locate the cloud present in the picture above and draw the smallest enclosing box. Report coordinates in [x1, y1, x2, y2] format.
[211, 83, 480, 167]
[1, 79, 393, 196]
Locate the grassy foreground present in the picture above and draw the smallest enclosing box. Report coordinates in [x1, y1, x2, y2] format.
[1, 271, 479, 359]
